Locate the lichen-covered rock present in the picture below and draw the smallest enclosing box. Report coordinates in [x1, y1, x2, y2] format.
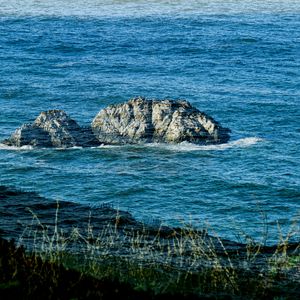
[92, 97, 230, 145]
[3, 110, 99, 148]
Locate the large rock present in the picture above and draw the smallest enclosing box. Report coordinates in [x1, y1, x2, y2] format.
[3, 110, 99, 148]
[92, 97, 230, 145]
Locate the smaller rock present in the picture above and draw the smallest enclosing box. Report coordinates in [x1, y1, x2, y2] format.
[3, 110, 99, 148]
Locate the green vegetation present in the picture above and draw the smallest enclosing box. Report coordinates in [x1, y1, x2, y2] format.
[1, 204, 299, 299]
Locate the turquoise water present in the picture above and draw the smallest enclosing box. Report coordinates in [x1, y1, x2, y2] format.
[0, 1, 300, 243]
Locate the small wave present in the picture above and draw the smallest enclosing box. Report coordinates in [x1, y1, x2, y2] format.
[0, 143, 33, 151]
[228, 137, 264, 148]
[146, 137, 264, 152]
[57, 146, 83, 150]
[0, 143, 86, 151]
[55, 61, 78, 68]
[0, 143, 121, 151]
[0, 138, 263, 152]
[0, 144, 88, 152]
[98, 144, 121, 149]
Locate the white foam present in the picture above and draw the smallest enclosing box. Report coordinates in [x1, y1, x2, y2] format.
[0, 137, 263, 152]
[97, 144, 121, 149]
[0, 143, 120, 151]
[145, 137, 264, 152]
[55, 62, 78, 68]
[57, 146, 83, 150]
[0, 144, 85, 151]
[0, 143, 34, 151]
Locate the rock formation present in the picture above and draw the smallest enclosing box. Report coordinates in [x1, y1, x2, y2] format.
[3, 110, 98, 148]
[92, 97, 230, 145]
[3, 98, 230, 148]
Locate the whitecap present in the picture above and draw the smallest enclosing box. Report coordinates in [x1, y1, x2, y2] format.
[145, 137, 264, 152]
[0, 143, 34, 151]
[0, 137, 263, 152]
[55, 61, 78, 68]
[56, 146, 83, 150]
[92, 144, 122, 149]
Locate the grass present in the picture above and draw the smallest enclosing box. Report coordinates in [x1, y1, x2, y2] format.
[1, 202, 300, 299]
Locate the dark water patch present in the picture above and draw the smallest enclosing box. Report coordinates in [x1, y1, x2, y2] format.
[0, 186, 139, 241]
[276, 188, 300, 201]
[1, 185, 279, 258]
[113, 187, 149, 197]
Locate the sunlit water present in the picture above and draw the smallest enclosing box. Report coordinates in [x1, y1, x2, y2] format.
[0, 1, 300, 244]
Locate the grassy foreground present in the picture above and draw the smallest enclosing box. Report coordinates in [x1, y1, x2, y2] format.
[0, 232, 300, 299]
[0, 195, 299, 299]
[0, 237, 160, 300]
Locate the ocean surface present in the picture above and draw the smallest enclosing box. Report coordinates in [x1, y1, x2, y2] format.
[0, 1, 300, 244]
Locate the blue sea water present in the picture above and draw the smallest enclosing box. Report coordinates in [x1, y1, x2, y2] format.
[0, 1, 300, 244]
